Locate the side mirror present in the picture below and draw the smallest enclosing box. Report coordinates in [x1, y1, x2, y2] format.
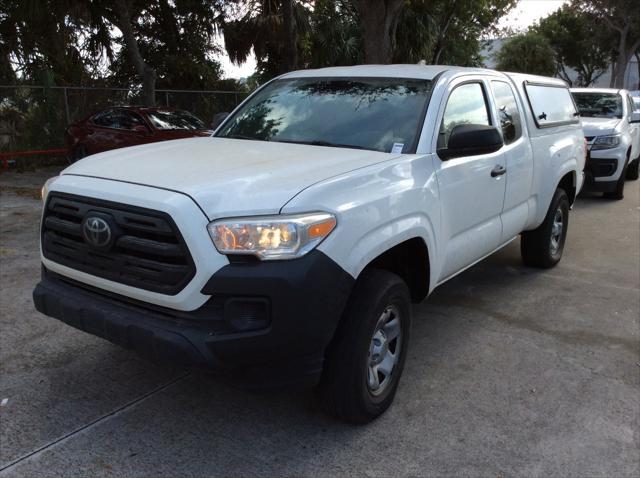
[212, 112, 230, 129]
[630, 111, 640, 123]
[438, 124, 504, 160]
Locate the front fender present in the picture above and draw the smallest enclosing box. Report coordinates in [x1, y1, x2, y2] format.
[281, 154, 441, 292]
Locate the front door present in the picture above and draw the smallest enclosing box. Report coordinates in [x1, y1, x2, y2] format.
[433, 79, 507, 282]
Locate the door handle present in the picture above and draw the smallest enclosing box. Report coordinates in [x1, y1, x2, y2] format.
[491, 165, 506, 177]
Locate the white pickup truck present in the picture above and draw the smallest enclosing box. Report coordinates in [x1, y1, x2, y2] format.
[34, 65, 585, 423]
[571, 87, 640, 198]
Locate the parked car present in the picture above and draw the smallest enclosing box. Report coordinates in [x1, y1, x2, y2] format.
[630, 90, 640, 110]
[65, 106, 212, 162]
[35, 66, 585, 423]
[571, 88, 640, 197]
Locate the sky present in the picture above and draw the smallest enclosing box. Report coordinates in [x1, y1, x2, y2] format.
[219, 0, 569, 79]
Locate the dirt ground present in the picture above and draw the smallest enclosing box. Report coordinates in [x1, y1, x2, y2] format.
[0, 167, 638, 477]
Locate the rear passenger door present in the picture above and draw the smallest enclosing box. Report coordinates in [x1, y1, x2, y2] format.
[433, 78, 507, 282]
[489, 80, 534, 241]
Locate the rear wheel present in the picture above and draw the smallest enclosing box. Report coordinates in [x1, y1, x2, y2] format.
[521, 188, 569, 268]
[318, 269, 411, 424]
[69, 144, 87, 163]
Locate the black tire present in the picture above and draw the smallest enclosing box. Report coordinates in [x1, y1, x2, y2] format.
[318, 269, 411, 424]
[626, 157, 639, 180]
[69, 144, 87, 164]
[604, 152, 630, 199]
[521, 188, 570, 268]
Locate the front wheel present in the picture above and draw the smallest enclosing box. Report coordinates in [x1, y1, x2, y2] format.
[626, 157, 639, 180]
[318, 269, 411, 424]
[521, 188, 570, 268]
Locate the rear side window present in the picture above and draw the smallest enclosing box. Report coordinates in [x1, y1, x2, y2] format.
[93, 110, 147, 131]
[92, 110, 116, 127]
[524, 83, 578, 128]
[491, 81, 522, 144]
[438, 82, 490, 149]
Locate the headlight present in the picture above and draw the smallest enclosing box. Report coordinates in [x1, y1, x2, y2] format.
[41, 176, 58, 200]
[207, 212, 336, 260]
[591, 134, 621, 150]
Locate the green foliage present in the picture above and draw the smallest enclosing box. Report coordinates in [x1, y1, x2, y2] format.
[495, 32, 557, 76]
[305, 0, 362, 67]
[535, 6, 615, 86]
[394, 0, 516, 66]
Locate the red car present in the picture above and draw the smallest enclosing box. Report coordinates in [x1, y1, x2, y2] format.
[65, 106, 212, 162]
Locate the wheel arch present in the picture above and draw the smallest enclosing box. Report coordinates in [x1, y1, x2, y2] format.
[360, 237, 430, 303]
[557, 170, 577, 206]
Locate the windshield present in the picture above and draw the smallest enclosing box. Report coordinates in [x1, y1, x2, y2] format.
[572, 92, 623, 119]
[147, 110, 207, 130]
[216, 77, 433, 153]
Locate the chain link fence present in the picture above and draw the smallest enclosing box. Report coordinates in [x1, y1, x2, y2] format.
[0, 85, 247, 156]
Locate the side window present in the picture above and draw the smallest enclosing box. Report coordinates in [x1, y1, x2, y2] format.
[93, 110, 148, 131]
[491, 81, 522, 145]
[627, 95, 636, 116]
[92, 110, 116, 128]
[438, 82, 490, 149]
[119, 111, 148, 131]
[524, 84, 578, 127]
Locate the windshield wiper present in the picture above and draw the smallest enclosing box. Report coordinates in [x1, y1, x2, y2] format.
[274, 139, 371, 151]
[223, 134, 259, 141]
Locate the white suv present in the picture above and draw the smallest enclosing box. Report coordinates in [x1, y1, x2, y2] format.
[571, 88, 640, 198]
[35, 66, 585, 423]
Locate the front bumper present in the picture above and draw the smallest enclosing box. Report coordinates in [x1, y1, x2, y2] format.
[583, 151, 623, 192]
[33, 250, 354, 388]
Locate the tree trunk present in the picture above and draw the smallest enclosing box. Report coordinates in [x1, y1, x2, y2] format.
[613, 24, 629, 88]
[282, 0, 298, 71]
[431, 3, 456, 65]
[353, 0, 405, 64]
[115, 0, 156, 106]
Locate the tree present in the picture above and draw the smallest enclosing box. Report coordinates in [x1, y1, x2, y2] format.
[394, 0, 515, 65]
[536, 6, 615, 86]
[222, 0, 309, 81]
[351, 0, 405, 64]
[306, 0, 362, 67]
[112, 0, 156, 105]
[574, 0, 640, 88]
[0, 0, 95, 85]
[495, 32, 557, 76]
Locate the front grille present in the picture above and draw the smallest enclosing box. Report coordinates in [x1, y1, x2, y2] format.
[42, 193, 195, 295]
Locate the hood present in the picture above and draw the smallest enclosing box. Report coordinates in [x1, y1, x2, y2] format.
[580, 117, 621, 137]
[63, 137, 399, 219]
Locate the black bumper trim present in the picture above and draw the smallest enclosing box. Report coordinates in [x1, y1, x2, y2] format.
[33, 251, 354, 388]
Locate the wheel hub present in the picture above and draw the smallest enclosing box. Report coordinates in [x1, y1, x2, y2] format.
[366, 306, 402, 396]
[550, 207, 563, 255]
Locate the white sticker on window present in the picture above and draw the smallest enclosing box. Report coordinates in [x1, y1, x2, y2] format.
[391, 142, 404, 154]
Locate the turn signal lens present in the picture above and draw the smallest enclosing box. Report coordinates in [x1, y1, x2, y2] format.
[208, 212, 336, 260]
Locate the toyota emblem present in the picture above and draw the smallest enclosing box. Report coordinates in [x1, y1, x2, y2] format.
[82, 217, 112, 248]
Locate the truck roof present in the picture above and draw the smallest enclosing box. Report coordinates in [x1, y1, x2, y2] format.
[570, 87, 625, 94]
[281, 65, 569, 87]
[282, 64, 490, 81]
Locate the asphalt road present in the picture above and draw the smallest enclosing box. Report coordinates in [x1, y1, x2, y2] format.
[1, 167, 638, 477]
